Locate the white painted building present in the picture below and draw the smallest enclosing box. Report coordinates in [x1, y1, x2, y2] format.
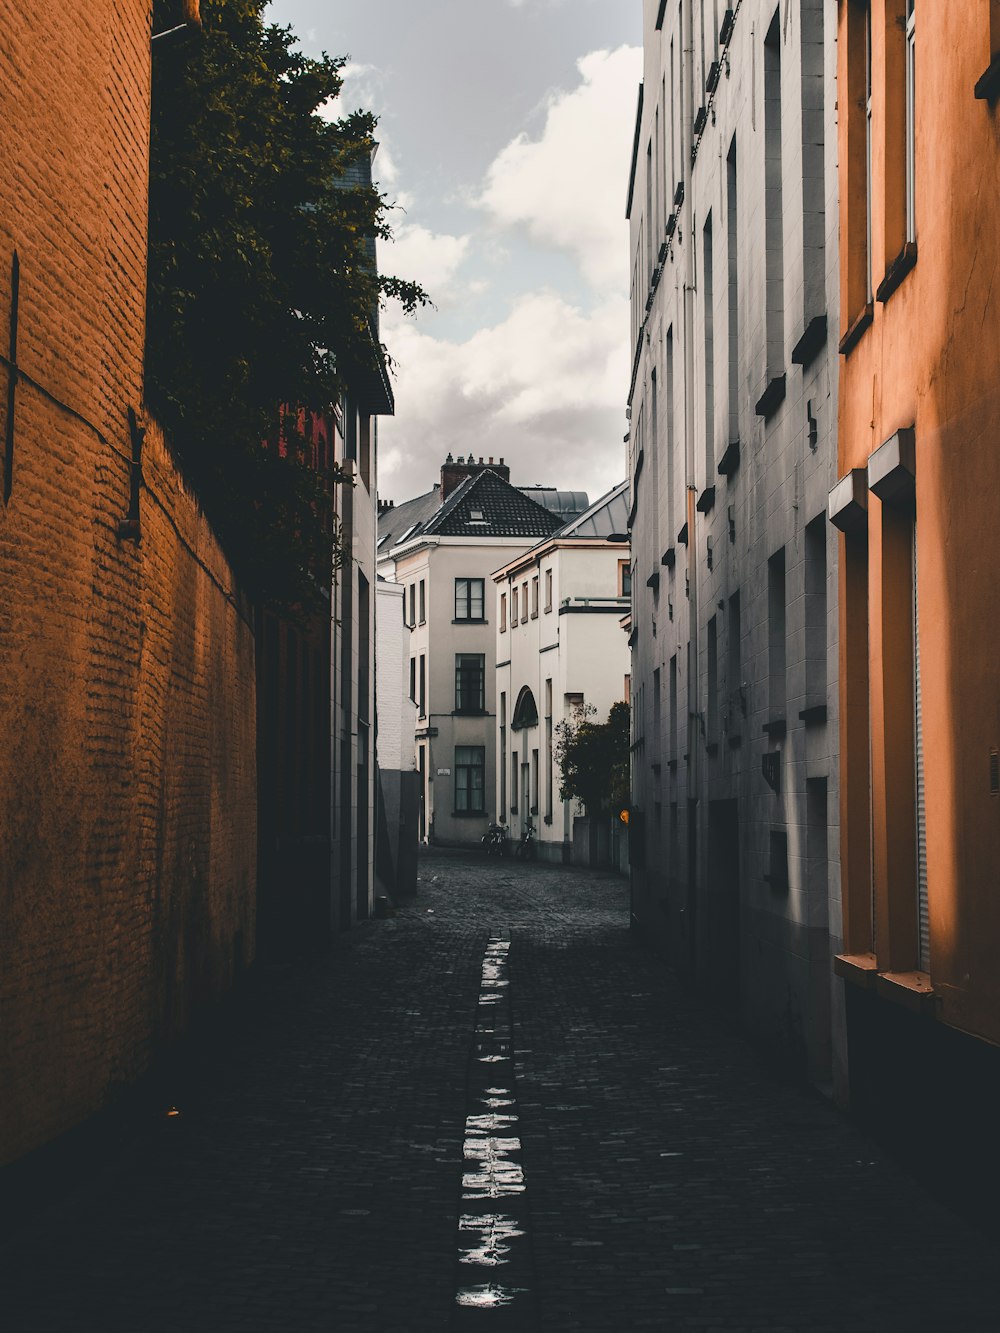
[374, 577, 419, 898]
[377, 459, 581, 847]
[626, 0, 841, 1091]
[492, 483, 632, 864]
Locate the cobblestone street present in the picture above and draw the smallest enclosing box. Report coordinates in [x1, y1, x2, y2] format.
[3, 852, 998, 1331]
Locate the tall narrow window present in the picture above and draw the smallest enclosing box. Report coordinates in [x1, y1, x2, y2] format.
[500, 591, 507, 632]
[844, 1, 872, 328]
[531, 749, 539, 814]
[409, 656, 416, 702]
[545, 569, 553, 612]
[500, 692, 507, 818]
[865, 2, 874, 303]
[455, 654, 486, 713]
[666, 325, 676, 541]
[521, 581, 529, 623]
[763, 14, 786, 384]
[703, 212, 715, 479]
[544, 678, 553, 820]
[358, 573, 370, 722]
[418, 653, 426, 718]
[653, 667, 662, 764]
[799, 0, 826, 324]
[647, 139, 654, 277]
[455, 747, 486, 814]
[767, 548, 786, 723]
[727, 590, 742, 739]
[669, 654, 678, 763]
[512, 586, 519, 625]
[531, 575, 539, 617]
[418, 578, 426, 624]
[408, 583, 416, 627]
[726, 140, 739, 450]
[905, 0, 916, 243]
[804, 516, 828, 708]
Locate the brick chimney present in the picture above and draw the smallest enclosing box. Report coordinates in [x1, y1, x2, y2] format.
[440, 452, 509, 500]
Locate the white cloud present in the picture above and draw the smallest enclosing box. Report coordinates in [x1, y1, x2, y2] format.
[378, 290, 628, 503]
[476, 45, 642, 294]
[382, 223, 471, 302]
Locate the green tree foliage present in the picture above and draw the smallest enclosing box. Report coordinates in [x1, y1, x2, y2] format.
[147, 0, 427, 608]
[554, 701, 630, 815]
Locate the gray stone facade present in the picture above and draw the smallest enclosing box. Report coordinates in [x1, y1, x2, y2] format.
[627, 0, 842, 1093]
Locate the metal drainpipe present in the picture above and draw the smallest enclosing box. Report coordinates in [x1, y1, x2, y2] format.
[681, 0, 700, 968]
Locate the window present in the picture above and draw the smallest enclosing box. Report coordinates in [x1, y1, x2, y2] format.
[521, 581, 529, 623]
[359, 415, 371, 491]
[500, 591, 507, 632]
[763, 14, 785, 384]
[455, 578, 485, 621]
[703, 211, 715, 477]
[618, 560, 632, 597]
[500, 692, 507, 817]
[544, 569, 553, 612]
[768, 548, 786, 722]
[455, 746, 486, 814]
[511, 750, 519, 813]
[512, 587, 519, 625]
[544, 678, 553, 820]
[531, 748, 539, 813]
[455, 654, 485, 713]
[905, 0, 916, 243]
[409, 657, 416, 702]
[418, 579, 426, 625]
[865, 1, 874, 303]
[726, 139, 739, 448]
[408, 583, 416, 627]
[418, 653, 426, 717]
[531, 576, 539, 617]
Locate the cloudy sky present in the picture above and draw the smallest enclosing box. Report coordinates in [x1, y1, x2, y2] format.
[265, 0, 641, 505]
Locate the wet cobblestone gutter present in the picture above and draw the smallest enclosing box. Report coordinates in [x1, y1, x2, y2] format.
[454, 933, 536, 1324]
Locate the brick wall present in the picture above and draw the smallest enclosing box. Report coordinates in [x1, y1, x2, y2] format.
[0, 1, 257, 1166]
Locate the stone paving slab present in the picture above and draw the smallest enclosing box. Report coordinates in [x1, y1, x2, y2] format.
[2, 851, 998, 1331]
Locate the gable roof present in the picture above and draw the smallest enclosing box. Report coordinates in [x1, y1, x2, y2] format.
[425, 468, 565, 538]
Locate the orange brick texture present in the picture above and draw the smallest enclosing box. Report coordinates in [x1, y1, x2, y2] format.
[0, 2, 257, 1166]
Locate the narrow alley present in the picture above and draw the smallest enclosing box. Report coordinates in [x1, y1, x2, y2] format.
[3, 854, 998, 1332]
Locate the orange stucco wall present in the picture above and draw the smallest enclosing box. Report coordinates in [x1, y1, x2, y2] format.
[837, 2, 1000, 1041]
[0, 1, 257, 1165]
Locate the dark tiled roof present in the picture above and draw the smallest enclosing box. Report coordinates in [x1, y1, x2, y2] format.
[424, 469, 564, 539]
[376, 486, 441, 552]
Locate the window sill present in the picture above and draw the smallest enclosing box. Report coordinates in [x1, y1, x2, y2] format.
[530, 612, 539, 620]
[876, 969, 936, 1015]
[833, 953, 879, 988]
[544, 606, 553, 614]
[974, 55, 1000, 103]
[453, 708, 487, 717]
[762, 718, 786, 739]
[754, 373, 786, 419]
[798, 703, 827, 726]
[838, 303, 873, 356]
[791, 312, 827, 368]
[453, 618, 488, 625]
[876, 242, 917, 304]
[717, 439, 740, 478]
